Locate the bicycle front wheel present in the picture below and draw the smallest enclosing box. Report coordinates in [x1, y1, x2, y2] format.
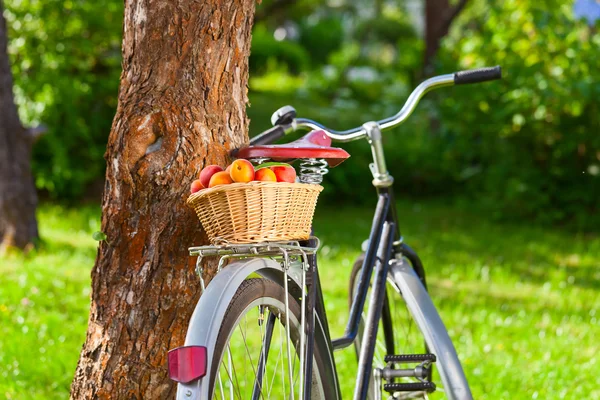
[209, 278, 337, 399]
[350, 254, 471, 400]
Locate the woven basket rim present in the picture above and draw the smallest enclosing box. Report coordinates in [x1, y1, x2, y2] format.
[186, 181, 324, 206]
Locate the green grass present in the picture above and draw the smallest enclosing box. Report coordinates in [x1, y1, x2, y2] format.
[0, 205, 101, 399]
[314, 200, 600, 399]
[1, 200, 599, 399]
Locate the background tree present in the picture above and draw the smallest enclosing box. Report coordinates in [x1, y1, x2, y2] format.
[3, 0, 122, 200]
[0, 0, 38, 252]
[423, 0, 468, 73]
[70, 0, 255, 398]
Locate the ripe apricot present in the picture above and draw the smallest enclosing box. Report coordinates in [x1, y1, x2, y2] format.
[254, 168, 277, 182]
[271, 165, 296, 183]
[229, 159, 255, 183]
[200, 165, 223, 188]
[190, 179, 204, 193]
[208, 171, 233, 187]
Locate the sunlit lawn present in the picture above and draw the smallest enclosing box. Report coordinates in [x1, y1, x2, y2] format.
[0, 205, 100, 399]
[1, 200, 599, 399]
[316, 200, 600, 400]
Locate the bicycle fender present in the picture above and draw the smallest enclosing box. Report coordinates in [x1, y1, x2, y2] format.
[175, 257, 300, 400]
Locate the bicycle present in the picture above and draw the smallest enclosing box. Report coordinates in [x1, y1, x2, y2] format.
[168, 66, 502, 400]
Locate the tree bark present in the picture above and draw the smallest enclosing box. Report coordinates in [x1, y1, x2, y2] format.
[424, 0, 468, 73]
[0, 0, 39, 252]
[70, 0, 255, 398]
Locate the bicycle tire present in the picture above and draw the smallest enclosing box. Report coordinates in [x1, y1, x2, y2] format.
[209, 277, 337, 399]
[350, 254, 467, 399]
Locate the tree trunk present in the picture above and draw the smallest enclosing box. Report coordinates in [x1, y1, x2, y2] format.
[0, 1, 39, 252]
[70, 1, 256, 398]
[423, 0, 468, 74]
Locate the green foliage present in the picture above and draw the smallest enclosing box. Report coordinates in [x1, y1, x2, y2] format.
[2, 203, 599, 398]
[4, 0, 598, 228]
[250, 24, 310, 75]
[249, 1, 600, 230]
[5, 0, 122, 199]
[434, 0, 600, 228]
[298, 16, 344, 64]
[354, 10, 416, 46]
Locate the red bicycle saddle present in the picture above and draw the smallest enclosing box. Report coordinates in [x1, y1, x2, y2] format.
[236, 130, 350, 167]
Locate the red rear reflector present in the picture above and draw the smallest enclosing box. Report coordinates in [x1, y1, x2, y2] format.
[168, 345, 207, 383]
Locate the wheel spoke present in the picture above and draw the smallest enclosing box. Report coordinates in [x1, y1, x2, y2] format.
[217, 366, 225, 400]
[228, 344, 242, 400]
[278, 314, 287, 399]
[218, 344, 242, 400]
[238, 312, 265, 399]
[283, 270, 295, 400]
[257, 307, 268, 399]
[209, 279, 329, 400]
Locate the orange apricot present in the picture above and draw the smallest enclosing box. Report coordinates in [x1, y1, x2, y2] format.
[229, 159, 255, 183]
[271, 165, 296, 183]
[254, 168, 277, 182]
[200, 165, 223, 188]
[208, 171, 234, 187]
[190, 179, 204, 193]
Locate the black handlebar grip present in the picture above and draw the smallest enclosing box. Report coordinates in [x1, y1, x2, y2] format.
[249, 125, 286, 146]
[454, 66, 502, 85]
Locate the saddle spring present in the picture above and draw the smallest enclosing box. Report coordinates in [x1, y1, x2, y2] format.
[299, 158, 328, 184]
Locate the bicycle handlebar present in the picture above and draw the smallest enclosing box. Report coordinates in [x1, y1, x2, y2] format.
[454, 66, 502, 85]
[251, 66, 502, 145]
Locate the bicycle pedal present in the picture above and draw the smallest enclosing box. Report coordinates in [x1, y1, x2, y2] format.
[384, 381, 436, 393]
[384, 353, 436, 363]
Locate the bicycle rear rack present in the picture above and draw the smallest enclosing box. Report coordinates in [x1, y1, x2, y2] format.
[188, 238, 319, 259]
[189, 238, 319, 288]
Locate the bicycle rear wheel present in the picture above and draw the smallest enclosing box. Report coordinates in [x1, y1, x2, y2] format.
[350, 255, 448, 400]
[209, 278, 337, 399]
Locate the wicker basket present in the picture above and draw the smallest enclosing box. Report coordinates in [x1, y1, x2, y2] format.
[187, 181, 323, 244]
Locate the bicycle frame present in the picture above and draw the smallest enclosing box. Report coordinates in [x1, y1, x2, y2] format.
[298, 120, 431, 400]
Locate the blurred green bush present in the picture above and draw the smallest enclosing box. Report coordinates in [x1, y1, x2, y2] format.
[251, 1, 600, 230]
[5, 0, 599, 229]
[5, 0, 122, 199]
[434, 0, 600, 228]
[250, 24, 310, 75]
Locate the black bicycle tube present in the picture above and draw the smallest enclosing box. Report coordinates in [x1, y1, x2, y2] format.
[380, 289, 395, 357]
[303, 245, 317, 400]
[353, 221, 395, 400]
[248, 125, 286, 146]
[332, 193, 390, 350]
[377, 185, 402, 240]
[377, 185, 402, 361]
[251, 310, 277, 400]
